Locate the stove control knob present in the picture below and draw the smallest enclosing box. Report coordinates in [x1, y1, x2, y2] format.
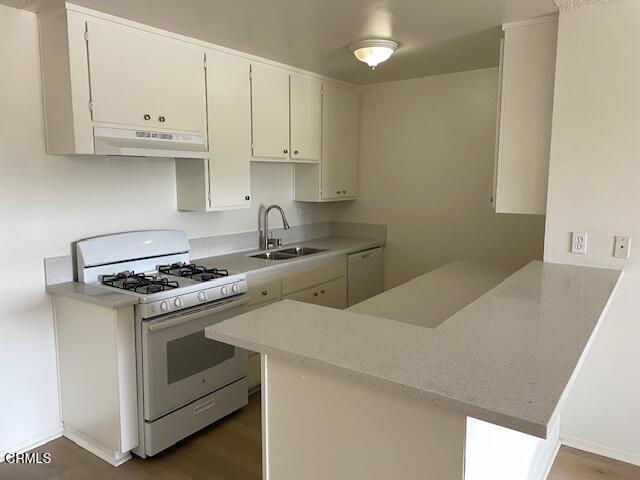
[160, 301, 169, 312]
[198, 291, 207, 302]
[231, 283, 239, 294]
[174, 297, 183, 308]
[221, 286, 229, 296]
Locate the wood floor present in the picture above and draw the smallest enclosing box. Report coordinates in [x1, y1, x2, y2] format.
[2, 393, 639, 479]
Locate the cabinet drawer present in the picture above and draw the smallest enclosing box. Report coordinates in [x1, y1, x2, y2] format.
[283, 276, 347, 310]
[248, 278, 282, 308]
[282, 261, 346, 295]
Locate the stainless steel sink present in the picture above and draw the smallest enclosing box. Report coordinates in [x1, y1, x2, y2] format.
[277, 247, 327, 256]
[250, 246, 328, 260]
[250, 251, 297, 260]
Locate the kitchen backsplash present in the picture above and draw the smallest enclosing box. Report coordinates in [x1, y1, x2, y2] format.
[44, 221, 386, 285]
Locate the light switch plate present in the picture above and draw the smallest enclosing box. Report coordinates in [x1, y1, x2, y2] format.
[613, 235, 631, 259]
[571, 232, 587, 254]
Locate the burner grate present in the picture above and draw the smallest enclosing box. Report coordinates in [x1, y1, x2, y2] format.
[158, 262, 229, 282]
[101, 271, 179, 294]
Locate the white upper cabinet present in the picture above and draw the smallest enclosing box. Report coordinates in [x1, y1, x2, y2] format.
[176, 51, 251, 212]
[321, 83, 358, 200]
[494, 16, 558, 215]
[86, 20, 206, 134]
[290, 74, 322, 162]
[294, 83, 359, 202]
[148, 35, 207, 133]
[85, 21, 154, 129]
[38, 3, 359, 211]
[250, 63, 290, 160]
[206, 51, 252, 210]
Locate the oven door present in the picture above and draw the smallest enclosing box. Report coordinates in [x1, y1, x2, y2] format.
[142, 295, 248, 421]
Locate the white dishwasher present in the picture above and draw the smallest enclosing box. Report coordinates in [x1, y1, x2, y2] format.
[347, 247, 384, 307]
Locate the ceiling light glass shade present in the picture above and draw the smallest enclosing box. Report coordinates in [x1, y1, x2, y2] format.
[350, 39, 398, 69]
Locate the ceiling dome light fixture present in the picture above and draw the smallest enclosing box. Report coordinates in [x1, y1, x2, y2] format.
[350, 39, 398, 70]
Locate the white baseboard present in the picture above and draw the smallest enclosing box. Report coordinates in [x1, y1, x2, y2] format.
[561, 435, 640, 467]
[0, 424, 63, 463]
[63, 425, 131, 467]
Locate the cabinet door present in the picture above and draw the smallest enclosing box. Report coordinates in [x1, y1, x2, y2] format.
[495, 19, 557, 214]
[290, 74, 322, 161]
[316, 276, 347, 309]
[283, 285, 320, 305]
[250, 64, 290, 159]
[283, 277, 347, 309]
[247, 278, 282, 309]
[321, 84, 359, 200]
[340, 88, 359, 198]
[86, 21, 154, 128]
[149, 36, 206, 133]
[206, 51, 252, 210]
[321, 83, 341, 199]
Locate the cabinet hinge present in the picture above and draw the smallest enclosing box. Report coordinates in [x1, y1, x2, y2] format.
[84, 31, 89, 42]
[88, 101, 94, 111]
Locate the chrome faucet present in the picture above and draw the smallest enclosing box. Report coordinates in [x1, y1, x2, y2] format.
[259, 205, 291, 250]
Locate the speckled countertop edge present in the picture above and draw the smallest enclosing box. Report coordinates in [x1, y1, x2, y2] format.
[206, 261, 622, 438]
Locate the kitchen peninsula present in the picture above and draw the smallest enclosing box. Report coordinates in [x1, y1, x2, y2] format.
[206, 261, 621, 480]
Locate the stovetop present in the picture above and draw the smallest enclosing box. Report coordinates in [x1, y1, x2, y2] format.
[99, 263, 232, 292]
[157, 262, 230, 282]
[95, 263, 247, 318]
[101, 271, 181, 294]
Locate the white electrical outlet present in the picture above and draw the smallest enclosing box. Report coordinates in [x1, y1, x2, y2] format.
[613, 235, 631, 259]
[571, 232, 587, 254]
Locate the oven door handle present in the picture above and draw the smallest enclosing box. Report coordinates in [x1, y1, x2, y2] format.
[147, 296, 249, 333]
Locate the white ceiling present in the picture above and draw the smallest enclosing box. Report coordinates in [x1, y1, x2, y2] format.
[4, 0, 558, 84]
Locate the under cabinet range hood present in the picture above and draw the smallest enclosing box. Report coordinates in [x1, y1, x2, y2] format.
[93, 127, 208, 158]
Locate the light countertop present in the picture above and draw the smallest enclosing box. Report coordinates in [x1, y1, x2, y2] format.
[196, 236, 384, 277]
[46, 235, 383, 308]
[46, 281, 139, 309]
[205, 260, 621, 438]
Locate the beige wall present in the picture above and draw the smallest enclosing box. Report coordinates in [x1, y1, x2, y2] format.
[0, 5, 338, 454]
[545, 0, 640, 465]
[336, 68, 546, 288]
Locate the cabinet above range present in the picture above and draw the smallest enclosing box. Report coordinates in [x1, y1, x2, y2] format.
[38, 8, 209, 157]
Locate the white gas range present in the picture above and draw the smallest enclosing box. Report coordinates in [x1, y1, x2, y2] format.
[75, 230, 249, 457]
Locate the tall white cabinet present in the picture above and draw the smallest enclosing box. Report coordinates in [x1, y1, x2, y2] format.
[176, 51, 252, 211]
[294, 84, 359, 202]
[493, 16, 558, 215]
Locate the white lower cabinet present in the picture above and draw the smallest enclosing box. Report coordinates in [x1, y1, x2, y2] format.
[53, 296, 138, 466]
[245, 258, 348, 390]
[246, 277, 283, 391]
[176, 51, 252, 211]
[283, 276, 347, 309]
